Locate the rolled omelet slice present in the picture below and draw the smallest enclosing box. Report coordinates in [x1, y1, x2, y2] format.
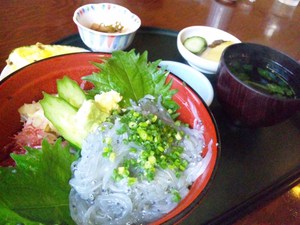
[6, 42, 88, 72]
[201, 41, 234, 62]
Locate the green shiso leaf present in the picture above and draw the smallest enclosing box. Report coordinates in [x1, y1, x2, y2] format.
[0, 202, 42, 225]
[83, 50, 179, 112]
[0, 138, 78, 224]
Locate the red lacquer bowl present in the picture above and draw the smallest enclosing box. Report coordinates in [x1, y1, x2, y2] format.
[0, 52, 220, 224]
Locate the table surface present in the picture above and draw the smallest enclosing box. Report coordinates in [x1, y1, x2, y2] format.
[1, 0, 300, 225]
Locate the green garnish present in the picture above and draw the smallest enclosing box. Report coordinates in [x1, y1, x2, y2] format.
[171, 189, 182, 203]
[127, 177, 137, 186]
[109, 109, 189, 182]
[83, 50, 179, 116]
[229, 61, 296, 99]
[0, 139, 78, 224]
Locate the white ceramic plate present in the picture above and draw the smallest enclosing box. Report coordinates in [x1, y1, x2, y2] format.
[0, 47, 90, 81]
[159, 60, 214, 106]
[0, 66, 12, 81]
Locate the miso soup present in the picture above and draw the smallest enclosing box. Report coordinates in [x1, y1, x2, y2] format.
[228, 59, 297, 99]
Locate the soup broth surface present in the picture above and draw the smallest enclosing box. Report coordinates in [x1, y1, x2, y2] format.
[228, 58, 297, 99]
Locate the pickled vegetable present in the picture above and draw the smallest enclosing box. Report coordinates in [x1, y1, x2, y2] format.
[183, 36, 207, 54]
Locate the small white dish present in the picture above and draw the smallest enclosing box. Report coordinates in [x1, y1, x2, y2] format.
[177, 26, 241, 74]
[159, 60, 214, 106]
[187, 61, 213, 75]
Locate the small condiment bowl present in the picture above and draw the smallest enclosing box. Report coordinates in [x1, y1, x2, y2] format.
[73, 3, 141, 52]
[177, 26, 241, 75]
[216, 43, 300, 127]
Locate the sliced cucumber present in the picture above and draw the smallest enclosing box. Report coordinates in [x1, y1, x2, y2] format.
[40, 93, 85, 148]
[183, 36, 207, 54]
[57, 76, 87, 109]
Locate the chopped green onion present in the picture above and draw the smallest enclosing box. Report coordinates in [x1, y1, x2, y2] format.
[128, 177, 137, 186]
[106, 108, 189, 183]
[104, 137, 112, 144]
[109, 152, 116, 162]
[171, 189, 181, 203]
